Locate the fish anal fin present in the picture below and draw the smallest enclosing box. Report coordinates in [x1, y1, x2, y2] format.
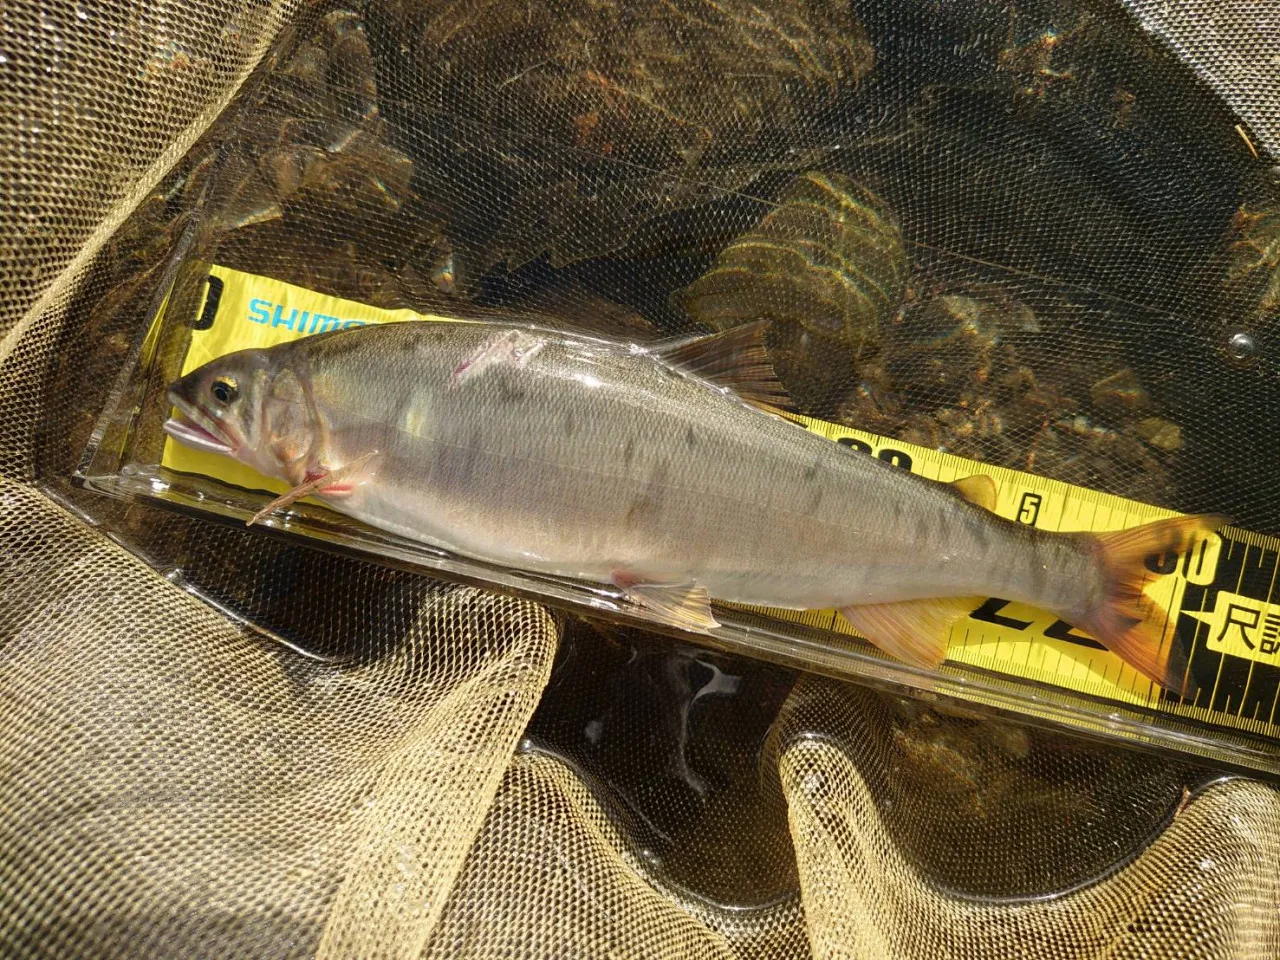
[615, 576, 721, 633]
[840, 596, 983, 669]
[653, 321, 795, 413]
[949, 474, 999, 512]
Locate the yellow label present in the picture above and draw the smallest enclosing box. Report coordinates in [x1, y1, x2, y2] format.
[1190, 591, 1280, 667]
[156, 264, 1278, 726]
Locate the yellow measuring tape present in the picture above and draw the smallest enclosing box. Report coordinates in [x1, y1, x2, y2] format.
[159, 264, 1280, 739]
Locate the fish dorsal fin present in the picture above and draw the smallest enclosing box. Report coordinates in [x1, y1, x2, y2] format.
[653, 321, 794, 413]
[949, 474, 999, 512]
[840, 596, 983, 669]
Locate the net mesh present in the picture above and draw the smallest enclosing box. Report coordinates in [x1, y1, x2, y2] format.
[780, 688, 1280, 959]
[2, 0, 1280, 955]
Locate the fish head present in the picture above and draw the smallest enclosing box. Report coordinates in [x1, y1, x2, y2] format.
[164, 347, 317, 482]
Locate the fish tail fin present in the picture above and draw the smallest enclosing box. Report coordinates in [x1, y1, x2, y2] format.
[1080, 513, 1227, 692]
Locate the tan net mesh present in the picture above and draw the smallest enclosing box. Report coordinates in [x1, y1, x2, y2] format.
[3, 0, 1280, 955]
[0, 479, 558, 958]
[0, 0, 295, 366]
[778, 677, 1280, 959]
[426, 751, 775, 960]
[785, 737, 1280, 958]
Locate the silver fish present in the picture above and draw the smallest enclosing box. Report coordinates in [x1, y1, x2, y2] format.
[164, 319, 1223, 690]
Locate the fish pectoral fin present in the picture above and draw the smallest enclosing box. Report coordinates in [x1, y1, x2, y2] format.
[652, 320, 795, 414]
[839, 595, 984, 669]
[247, 474, 333, 527]
[246, 451, 379, 527]
[617, 578, 721, 633]
[948, 474, 999, 512]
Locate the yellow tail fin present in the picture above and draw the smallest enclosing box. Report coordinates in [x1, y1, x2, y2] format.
[1083, 513, 1228, 693]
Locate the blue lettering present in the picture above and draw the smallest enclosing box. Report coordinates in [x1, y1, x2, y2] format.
[271, 304, 297, 330]
[244, 303, 376, 334]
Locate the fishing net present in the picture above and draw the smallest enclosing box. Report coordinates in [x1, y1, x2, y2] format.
[2, 0, 1280, 956]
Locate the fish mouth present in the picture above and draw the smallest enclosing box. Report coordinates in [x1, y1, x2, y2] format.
[163, 393, 235, 456]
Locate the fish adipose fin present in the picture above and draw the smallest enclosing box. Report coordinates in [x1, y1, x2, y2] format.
[1080, 513, 1228, 693]
[653, 321, 795, 414]
[615, 575, 721, 633]
[840, 595, 984, 669]
[948, 474, 998, 511]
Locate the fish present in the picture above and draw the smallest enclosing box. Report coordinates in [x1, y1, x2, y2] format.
[163, 318, 1225, 691]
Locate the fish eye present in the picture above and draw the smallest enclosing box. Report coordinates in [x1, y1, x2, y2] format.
[210, 377, 238, 405]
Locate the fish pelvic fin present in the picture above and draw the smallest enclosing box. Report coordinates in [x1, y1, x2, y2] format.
[840, 595, 984, 669]
[615, 575, 721, 633]
[653, 321, 795, 413]
[1080, 513, 1228, 692]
